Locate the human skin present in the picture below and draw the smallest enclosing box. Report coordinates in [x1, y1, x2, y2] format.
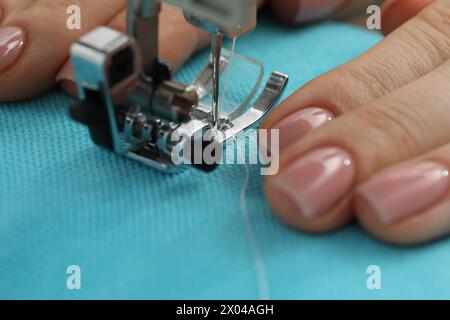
[261, 0, 450, 245]
[0, 0, 446, 245]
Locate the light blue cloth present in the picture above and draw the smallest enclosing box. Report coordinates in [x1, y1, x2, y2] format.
[2, 18, 449, 299]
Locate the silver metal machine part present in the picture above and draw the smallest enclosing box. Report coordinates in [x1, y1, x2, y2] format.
[69, 0, 288, 172]
[211, 31, 223, 128]
[127, 0, 160, 77]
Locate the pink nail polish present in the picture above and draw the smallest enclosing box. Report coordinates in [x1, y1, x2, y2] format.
[357, 162, 449, 224]
[56, 61, 76, 83]
[296, 0, 345, 23]
[273, 107, 334, 152]
[273, 147, 355, 218]
[0, 27, 25, 74]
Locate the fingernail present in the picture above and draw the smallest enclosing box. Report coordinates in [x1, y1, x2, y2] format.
[273, 107, 334, 153]
[56, 60, 76, 83]
[357, 162, 449, 224]
[273, 147, 355, 218]
[296, 0, 345, 23]
[0, 26, 25, 74]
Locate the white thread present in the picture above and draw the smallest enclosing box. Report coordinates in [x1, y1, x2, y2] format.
[233, 135, 270, 300]
[219, 38, 270, 300]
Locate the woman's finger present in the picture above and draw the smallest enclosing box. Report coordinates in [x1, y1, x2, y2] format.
[355, 145, 450, 245]
[57, 4, 210, 97]
[265, 56, 450, 233]
[262, 0, 450, 153]
[0, 0, 128, 101]
[0, 1, 209, 101]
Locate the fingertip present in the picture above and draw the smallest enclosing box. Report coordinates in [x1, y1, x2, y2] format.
[353, 193, 403, 245]
[265, 175, 353, 233]
[59, 79, 78, 98]
[265, 107, 334, 155]
[354, 193, 427, 246]
[0, 26, 26, 75]
[55, 60, 74, 81]
[354, 160, 450, 246]
[56, 60, 78, 97]
[0, 26, 31, 101]
[264, 146, 355, 233]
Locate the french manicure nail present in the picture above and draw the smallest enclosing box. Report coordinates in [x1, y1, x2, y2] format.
[0, 26, 25, 74]
[357, 162, 449, 224]
[273, 147, 355, 218]
[56, 61, 75, 83]
[272, 107, 334, 153]
[296, 0, 346, 23]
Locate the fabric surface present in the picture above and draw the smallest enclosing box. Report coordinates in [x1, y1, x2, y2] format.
[1, 18, 449, 299]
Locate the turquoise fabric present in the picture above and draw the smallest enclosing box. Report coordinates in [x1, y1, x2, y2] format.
[2, 18, 449, 300]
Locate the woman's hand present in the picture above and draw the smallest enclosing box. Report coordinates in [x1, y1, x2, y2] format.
[0, 0, 375, 101]
[3, 0, 444, 245]
[262, 0, 450, 245]
[0, 1, 213, 100]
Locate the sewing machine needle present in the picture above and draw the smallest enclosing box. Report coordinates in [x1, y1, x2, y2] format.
[211, 31, 223, 129]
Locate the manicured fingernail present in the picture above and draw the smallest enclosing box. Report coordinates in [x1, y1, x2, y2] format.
[56, 60, 75, 83]
[296, 0, 345, 23]
[357, 162, 449, 224]
[273, 147, 355, 218]
[0, 26, 25, 74]
[273, 107, 334, 153]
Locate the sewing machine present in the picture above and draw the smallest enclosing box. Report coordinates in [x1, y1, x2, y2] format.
[69, 0, 288, 171]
